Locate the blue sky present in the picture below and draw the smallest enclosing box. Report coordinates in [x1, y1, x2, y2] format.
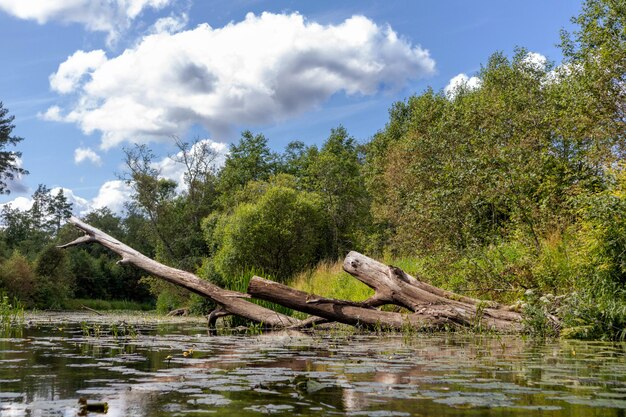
[0, 0, 583, 214]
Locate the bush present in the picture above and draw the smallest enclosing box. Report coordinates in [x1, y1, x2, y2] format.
[561, 291, 626, 340]
[560, 168, 626, 339]
[34, 245, 74, 309]
[155, 288, 186, 314]
[206, 182, 328, 283]
[70, 249, 106, 299]
[0, 251, 37, 307]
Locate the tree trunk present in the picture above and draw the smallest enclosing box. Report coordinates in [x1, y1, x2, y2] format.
[61, 218, 534, 333]
[60, 216, 300, 327]
[247, 276, 455, 330]
[342, 251, 524, 332]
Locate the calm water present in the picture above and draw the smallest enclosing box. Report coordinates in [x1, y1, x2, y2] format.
[1, 313, 626, 416]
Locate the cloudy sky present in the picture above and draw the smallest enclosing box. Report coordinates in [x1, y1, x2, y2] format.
[0, 0, 582, 215]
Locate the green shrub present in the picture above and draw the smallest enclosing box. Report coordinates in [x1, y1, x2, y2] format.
[560, 168, 626, 339]
[206, 182, 328, 283]
[561, 291, 626, 340]
[155, 290, 184, 314]
[0, 251, 36, 307]
[188, 293, 215, 315]
[34, 245, 74, 309]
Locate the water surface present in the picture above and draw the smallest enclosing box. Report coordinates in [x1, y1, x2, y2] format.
[1, 312, 625, 416]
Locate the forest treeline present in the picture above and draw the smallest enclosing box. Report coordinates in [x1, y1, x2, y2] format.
[0, 0, 624, 338]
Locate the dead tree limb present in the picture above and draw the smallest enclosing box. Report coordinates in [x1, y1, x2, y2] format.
[207, 306, 230, 327]
[248, 276, 457, 330]
[343, 251, 524, 331]
[60, 218, 531, 332]
[81, 304, 103, 316]
[288, 316, 330, 330]
[60, 216, 300, 327]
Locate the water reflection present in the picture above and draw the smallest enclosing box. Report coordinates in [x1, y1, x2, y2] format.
[0, 313, 625, 416]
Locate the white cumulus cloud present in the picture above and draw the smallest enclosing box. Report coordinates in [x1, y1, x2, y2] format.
[153, 139, 227, 192]
[522, 52, 547, 71]
[40, 105, 64, 121]
[0, 196, 33, 212]
[74, 147, 102, 166]
[444, 73, 482, 99]
[0, 0, 174, 45]
[151, 13, 187, 34]
[90, 180, 133, 214]
[44, 12, 436, 149]
[50, 50, 108, 94]
[0, 181, 133, 217]
[0, 186, 90, 217]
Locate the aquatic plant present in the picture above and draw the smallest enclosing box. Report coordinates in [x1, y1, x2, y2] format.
[80, 321, 90, 337]
[125, 323, 138, 339]
[0, 291, 24, 334]
[245, 321, 264, 335]
[78, 321, 139, 340]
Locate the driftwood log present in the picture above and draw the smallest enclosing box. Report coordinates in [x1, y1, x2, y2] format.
[61, 216, 527, 332]
[248, 276, 454, 330]
[341, 252, 523, 331]
[60, 217, 300, 327]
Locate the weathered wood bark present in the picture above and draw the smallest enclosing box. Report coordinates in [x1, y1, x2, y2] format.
[248, 276, 455, 330]
[343, 251, 524, 331]
[207, 307, 230, 327]
[166, 308, 190, 316]
[61, 218, 534, 333]
[60, 216, 300, 327]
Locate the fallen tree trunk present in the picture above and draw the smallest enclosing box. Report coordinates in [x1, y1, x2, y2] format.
[247, 276, 455, 330]
[343, 251, 524, 331]
[60, 216, 300, 327]
[61, 217, 533, 333]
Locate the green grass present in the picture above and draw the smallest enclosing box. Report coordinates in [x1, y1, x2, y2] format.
[65, 298, 154, 312]
[226, 268, 296, 324]
[290, 261, 374, 301]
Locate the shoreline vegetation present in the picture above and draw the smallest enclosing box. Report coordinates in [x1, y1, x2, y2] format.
[0, 0, 625, 339]
[60, 217, 529, 332]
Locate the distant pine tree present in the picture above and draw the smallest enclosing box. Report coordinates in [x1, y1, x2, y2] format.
[0, 102, 27, 194]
